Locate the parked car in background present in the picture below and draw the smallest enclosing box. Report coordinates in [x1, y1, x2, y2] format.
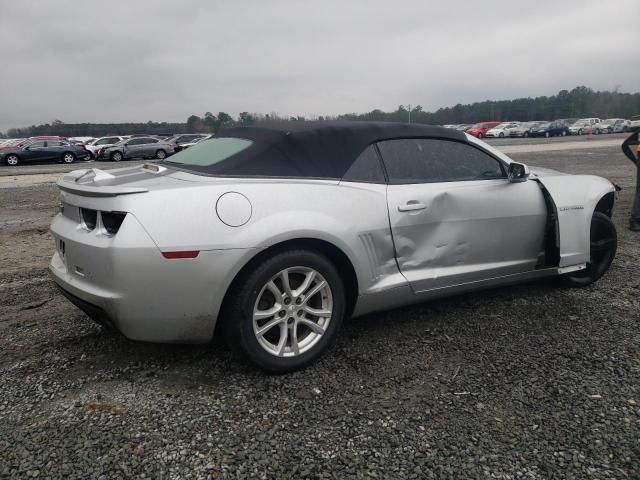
[466, 121, 500, 138]
[85, 136, 128, 159]
[50, 122, 618, 372]
[166, 134, 210, 152]
[68, 137, 95, 145]
[569, 118, 604, 135]
[455, 124, 472, 131]
[486, 122, 520, 138]
[530, 121, 570, 137]
[629, 115, 640, 130]
[98, 136, 176, 161]
[177, 135, 214, 151]
[0, 138, 89, 166]
[442, 124, 458, 129]
[601, 119, 629, 133]
[505, 122, 535, 137]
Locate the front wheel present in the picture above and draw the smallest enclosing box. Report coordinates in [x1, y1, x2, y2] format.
[499, 132, 504, 138]
[111, 151, 123, 162]
[155, 149, 167, 160]
[561, 212, 617, 287]
[5, 154, 19, 166]
[561, 131, 567, 136]
[222, 250, 345, 372]
[477, 133, 483, 139]
[523, 132, 529, 138]
[545, 132, 550, 138]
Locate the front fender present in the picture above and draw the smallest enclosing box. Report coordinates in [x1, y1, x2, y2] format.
[536, 174, 615, 266]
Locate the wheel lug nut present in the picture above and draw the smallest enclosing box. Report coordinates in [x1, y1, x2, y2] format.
[279, 310, 286, 317]
[297, 310, 303, 316]
[284, 298, 291, 305]
[295, 298, 302, 305]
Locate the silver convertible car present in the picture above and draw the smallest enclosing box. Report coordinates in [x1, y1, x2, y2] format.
[50, 122, 617, 372]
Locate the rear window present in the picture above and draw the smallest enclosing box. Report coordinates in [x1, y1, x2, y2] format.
[164, 137, 253, 167]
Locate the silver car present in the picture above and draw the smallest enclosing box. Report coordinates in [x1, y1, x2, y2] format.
[98, 136, 176, 161]
[50, 122, 617, 372]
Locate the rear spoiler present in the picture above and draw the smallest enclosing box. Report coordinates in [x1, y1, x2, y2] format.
[57, 168, 149, 197]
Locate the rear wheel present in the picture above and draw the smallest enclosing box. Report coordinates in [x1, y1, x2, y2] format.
[545, 131, 550, 138]
[477, 133, 483, 139]
[523, 131, 529, 137]
[561, 131, 567, 136]
[5, 154, 19, 166]
[222, 249, 345, 373]
[62, 152, 75, 164]
[111, 151, 123, 162]
[561, 212, 617, 287]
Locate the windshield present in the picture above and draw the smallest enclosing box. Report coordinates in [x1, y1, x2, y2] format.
[161, 137, 253, 166]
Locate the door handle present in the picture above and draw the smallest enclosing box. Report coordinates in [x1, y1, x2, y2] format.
[398, 202, 427, 212]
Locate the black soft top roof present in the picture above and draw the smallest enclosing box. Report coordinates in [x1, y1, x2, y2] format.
[194, 121, 467, 179]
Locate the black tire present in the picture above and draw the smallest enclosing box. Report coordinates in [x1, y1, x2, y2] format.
[5, 154, 19, 166]
[523, 131, 529, 138]
[545, 131, 550, 138]
[578, 128, 584, 135]
[155, 149, 167, 160]
[499, 132, 504, 138]
[61, 152, 75, 164]
[221, 249, 345, 373]
[561, 212, 617, 287]
[477, 133, 483, 139]
[111, 151, 123, 162]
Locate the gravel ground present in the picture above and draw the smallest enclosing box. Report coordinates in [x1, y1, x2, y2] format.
[0, 144, 638, 479]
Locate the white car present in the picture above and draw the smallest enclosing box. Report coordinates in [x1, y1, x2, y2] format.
[486, 122, 520, 138]
[628, 116, 640, 130]
[84, 136, 127, 159]
[569, 118, 604, 135]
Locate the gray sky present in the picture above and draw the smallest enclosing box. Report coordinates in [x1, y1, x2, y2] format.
[0, 0, 638, 132]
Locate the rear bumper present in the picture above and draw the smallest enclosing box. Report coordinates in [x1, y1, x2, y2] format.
[49, 211, 255, 343]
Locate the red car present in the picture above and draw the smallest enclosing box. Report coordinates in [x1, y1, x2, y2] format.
[466, 121, 501, 138]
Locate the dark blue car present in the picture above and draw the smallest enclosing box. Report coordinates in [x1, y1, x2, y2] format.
[530, 121, 569, 138]
[0, 138, 90, 166]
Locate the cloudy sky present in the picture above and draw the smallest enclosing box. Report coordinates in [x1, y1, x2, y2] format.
[0, 0, 638, 132]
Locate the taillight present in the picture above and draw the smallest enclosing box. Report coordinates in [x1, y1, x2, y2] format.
[80, 208, 97, 230]
[101, 212, 126, 235]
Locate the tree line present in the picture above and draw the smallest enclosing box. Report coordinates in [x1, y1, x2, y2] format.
[3, 86, 638, 138]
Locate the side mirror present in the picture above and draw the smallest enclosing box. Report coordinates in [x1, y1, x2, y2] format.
[507, 162, 530, 183]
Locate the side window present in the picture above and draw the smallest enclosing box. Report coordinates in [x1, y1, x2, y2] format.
[126, 139, 141, 146]
[29, 141, 45, 148]
[146, 138, 159, 144]
[377, 138, 505, 185]
[341, 145, 386, 184]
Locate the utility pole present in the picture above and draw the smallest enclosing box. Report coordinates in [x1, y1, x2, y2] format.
[402, 104, 412, 123]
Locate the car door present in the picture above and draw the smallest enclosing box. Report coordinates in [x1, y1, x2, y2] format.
[22, 141, 48, 163]
[139, 137, 159, 157]
[122, 138, 143, 158]
[379, 138, 547, 293]
[45, 140, 66, 161]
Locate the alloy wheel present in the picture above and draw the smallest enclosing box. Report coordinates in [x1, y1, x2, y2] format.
[63, 153, 74, 163]
[6, 155, 19, 166]
[252, 267, 333, 358]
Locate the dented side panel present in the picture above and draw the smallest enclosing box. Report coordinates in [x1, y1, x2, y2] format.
[387, 178, 547, 292]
